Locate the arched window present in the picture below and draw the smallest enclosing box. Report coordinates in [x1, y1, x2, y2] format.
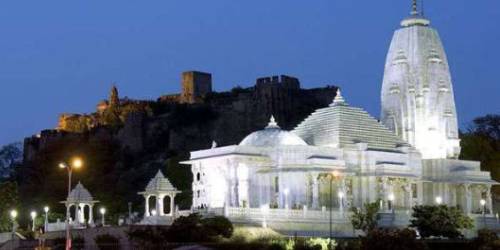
[196, 172, 201, 181]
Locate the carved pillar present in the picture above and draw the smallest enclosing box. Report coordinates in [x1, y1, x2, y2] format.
[144, 195, 150, 216]
[338, 177, 347, 212]
[450, 184, 457, 207]
[486, 185, 493, 215]
[89, 204, 94, 224]
[170, 194, 175, 216]
[378, 177, 389, 211]
[312, 174, 319, 209]
[444, 183, 450, 205]
[158, 194, 166, 216]
[464, 184, 472, 214]
[403, 182, 412, 210]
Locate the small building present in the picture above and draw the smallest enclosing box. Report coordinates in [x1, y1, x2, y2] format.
[60, 182, 99, 228]
[138, 170, 181, 225]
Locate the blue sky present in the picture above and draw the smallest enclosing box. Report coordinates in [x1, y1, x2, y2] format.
[0, 0, 499, 146]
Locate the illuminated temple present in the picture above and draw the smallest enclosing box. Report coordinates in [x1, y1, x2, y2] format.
[181, 2, 498, 235]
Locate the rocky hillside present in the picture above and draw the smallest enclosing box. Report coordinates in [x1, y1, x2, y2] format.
[18, 74, 338, 216]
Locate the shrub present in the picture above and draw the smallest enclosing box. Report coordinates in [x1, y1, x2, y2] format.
[350, 201, 380, 232]
[202, 216, 234, 238]
[167, 213, 207, 242]
[95, 234, 120, 250]
[471, 229, 500, 250]
[167, 213, 234, 243]
[410, 205, 473, 238]
[360, 228, 426, 250]
[127, 226, 168, 249]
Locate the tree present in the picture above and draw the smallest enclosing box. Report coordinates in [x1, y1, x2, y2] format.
[0, 181, 19, 231]
[360, 229, 426, 250]
[460, 114, 500, 197]
[0, 142, 22, 179]
[410, 205, 473, 238]
[350, 201, 380, 232]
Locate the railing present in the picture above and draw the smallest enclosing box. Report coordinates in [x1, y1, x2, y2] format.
[224, 206, 350, 223]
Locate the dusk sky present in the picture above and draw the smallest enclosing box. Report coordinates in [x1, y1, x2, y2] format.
[1, 0, 499, 146]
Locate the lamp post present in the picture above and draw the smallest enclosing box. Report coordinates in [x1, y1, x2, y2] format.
[480, 199, 487, 228]
[435, 196, 442, 205]
[10, 210, 17, 240]
[44, 206, 49, 233]
[338, 191, 345, 214]
[59, 157, 83, 250]
[30, 211, 37, 231]
[283, 188, 289, 209]
[318, 170, 341, 250]
[100, 207, 106, 226]
[388, 193, 395, 213]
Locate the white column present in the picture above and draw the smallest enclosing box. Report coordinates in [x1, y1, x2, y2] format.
[465, 184, 472, 214]
[486, 185, 493, 215]
[312, 174, 319, 209]
[158, 194, 165, 216]
[404, 183, 412, 210]
[170, 194, 175, 216]
[88, 204, 94, 224]
[154, 195, 160, 216]
[144, 195, 150, 217]
[78, 203, 85, 224]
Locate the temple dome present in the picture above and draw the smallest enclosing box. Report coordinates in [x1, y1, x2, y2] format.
[67, 182, 94, 202]
[239, 116, 307, 147]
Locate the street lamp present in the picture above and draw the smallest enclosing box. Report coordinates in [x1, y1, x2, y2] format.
[318, 170, 341, 250]
[260, 204, 269, 228]
[435, 196, 443, 205]
[59, 157, 83, 250]
[10, 210, 17, 240]
[480, 199, 487, 228]
[100, 207, 106, 226]
[30, 211, 37, 231]
[44, 206, 49, 233]
[388, 193, 395, 213]
[338, 191, 345, 214]
[283, 188, 289, 209]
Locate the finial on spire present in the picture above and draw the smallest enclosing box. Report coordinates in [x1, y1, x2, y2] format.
[266, 115, 280, 129]
[411, 0, 419, 16]
[330, 88, 347, 107]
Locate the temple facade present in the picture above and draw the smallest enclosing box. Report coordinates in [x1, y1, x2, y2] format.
[182, 2, 498, 235]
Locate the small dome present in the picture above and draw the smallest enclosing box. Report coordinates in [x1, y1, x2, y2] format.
[145, 170, 178, 192]
[67, 182, 94, 202]
[239, 116, 307, 147]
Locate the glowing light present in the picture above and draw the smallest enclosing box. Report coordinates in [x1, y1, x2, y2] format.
[59, 163, 67, 169]
[150, 209, 157, 216]
[44, 206, 49, 213]
[435, 196, 442, 205]
[338, 191, 344, 198]
[260, 204, 269, 214]
[388, 193, 395, 201]
[283, 188, 289, 196]
[332, 171, 340, 178]
[72, 158, 83, 168]
[10, 210, 17, 219]
[480, 199, 486, 206]
[30, 211, 37, 219]
[100, 207, 106, 215]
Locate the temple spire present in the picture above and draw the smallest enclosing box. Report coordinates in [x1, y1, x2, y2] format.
[266, 115, 280, 129]
[330, 88, 347, 107]
[411, 0, 419, 16]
